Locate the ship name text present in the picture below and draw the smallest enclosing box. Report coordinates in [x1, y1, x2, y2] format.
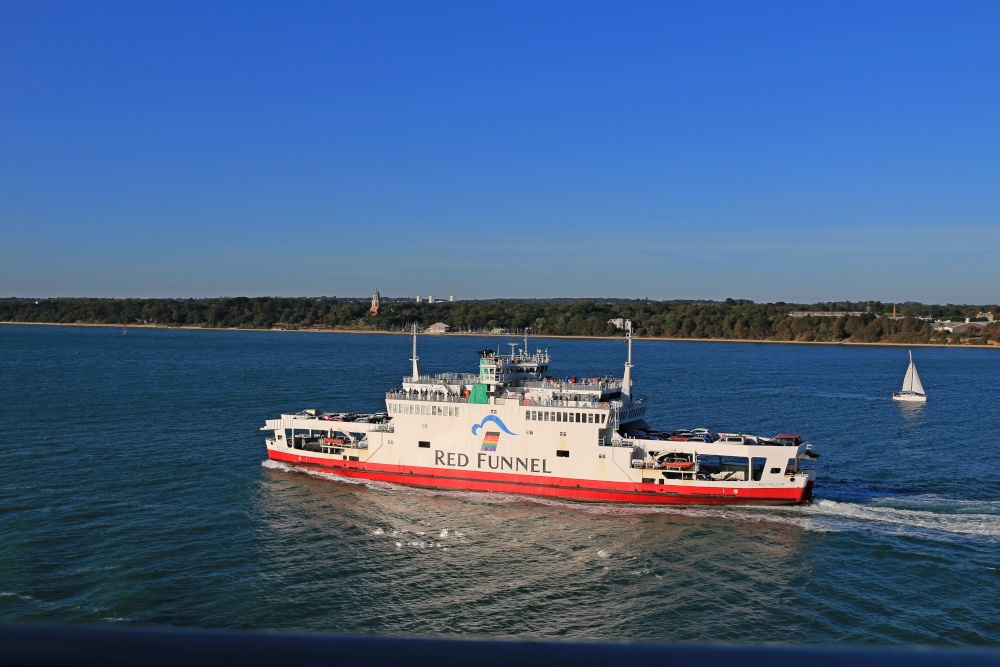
[434, 450, 552, 474]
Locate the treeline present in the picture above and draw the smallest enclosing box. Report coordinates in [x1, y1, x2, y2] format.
[2, 297, 999, 346]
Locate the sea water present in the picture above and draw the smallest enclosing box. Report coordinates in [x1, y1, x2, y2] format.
[1, 325, 998, 646]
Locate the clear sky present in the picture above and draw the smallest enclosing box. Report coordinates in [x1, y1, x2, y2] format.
[2, 1, 998, 303]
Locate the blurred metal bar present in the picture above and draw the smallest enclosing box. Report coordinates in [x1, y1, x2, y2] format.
[1, 623, 995, 667]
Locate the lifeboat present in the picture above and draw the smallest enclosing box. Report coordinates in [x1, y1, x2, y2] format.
[661, 460, 695, 469]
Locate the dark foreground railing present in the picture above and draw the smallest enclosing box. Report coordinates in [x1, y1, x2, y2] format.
[1, 623, 996, 667]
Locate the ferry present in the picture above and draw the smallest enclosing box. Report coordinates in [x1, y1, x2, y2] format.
[262, 324, 818, 504]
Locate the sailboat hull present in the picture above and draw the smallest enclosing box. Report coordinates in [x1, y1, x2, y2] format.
[892, 391, 927, 403]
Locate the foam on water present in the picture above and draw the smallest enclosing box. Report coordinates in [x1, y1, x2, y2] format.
[803, 498, 1000, 539]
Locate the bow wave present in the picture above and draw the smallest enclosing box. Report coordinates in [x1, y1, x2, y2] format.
[471, 415, 518, 436]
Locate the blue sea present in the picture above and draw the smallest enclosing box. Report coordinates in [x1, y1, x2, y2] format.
[1, 325, 998, 646]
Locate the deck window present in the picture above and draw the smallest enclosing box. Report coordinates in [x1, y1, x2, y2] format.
[556, 450, 570, 457]
[418, 441, 430, 448]
[697, 454, 750, 480]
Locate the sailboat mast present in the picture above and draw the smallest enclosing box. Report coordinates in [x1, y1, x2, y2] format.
[907, 350, 917, 392]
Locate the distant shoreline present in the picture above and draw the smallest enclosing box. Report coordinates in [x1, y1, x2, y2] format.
[2, 320, 996, 349]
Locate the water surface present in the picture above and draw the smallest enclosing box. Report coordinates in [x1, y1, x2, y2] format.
[1, 326, 998, 646]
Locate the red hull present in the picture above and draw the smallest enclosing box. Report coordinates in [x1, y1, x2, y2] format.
[268, 449, 812, 505]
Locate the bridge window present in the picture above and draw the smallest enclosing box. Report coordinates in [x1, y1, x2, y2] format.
[556, 450, 569, 457]
[418, 441, 430, 448]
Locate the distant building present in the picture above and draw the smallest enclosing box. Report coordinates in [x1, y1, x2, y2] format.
[416, 295, 422, 303]
[370, 288, 380, 315]
[428, 295, 435, 304]
[449, 295, 455, 302]
[933, 320, 987, 333]
[427, 322, 450, 334]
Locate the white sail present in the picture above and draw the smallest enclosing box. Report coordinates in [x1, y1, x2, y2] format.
[907, 362, 925, 394]
[901, 351, 925, 395]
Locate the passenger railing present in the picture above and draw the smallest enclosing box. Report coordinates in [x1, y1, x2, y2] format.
[522, 378, 621, 390]
[386, 390, 469, 403]
[404, 373, 479, 385]
[522, 398, 612, 409]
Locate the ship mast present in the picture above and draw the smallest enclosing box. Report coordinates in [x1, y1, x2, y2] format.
[622, 319, 633, 400]
[410, 323, 420, 380]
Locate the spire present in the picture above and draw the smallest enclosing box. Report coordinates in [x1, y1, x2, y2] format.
[370, 288, 380, 315]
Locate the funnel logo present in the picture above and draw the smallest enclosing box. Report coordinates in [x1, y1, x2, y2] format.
[481, 431, 500, 452]
[471, 415, 517, 437]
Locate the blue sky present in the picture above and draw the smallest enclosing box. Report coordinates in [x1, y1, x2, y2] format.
[2, 1, 998, 303]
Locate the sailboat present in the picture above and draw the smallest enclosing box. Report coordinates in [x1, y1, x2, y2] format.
[892, 350, 926, 402]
